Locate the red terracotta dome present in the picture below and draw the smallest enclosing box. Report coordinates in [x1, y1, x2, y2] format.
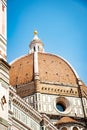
[10, 31, 79, 87]
[9, 52, 78, 87]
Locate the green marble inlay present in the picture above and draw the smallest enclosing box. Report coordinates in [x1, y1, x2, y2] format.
[0, 117, 8, 127]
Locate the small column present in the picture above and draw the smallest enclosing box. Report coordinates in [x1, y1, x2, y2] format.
[34, 51, 39, 80]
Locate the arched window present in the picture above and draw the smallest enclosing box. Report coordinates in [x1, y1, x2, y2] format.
[73, 127, 78, 130]
[61, 127, 67, 130]
[34, 46, 36, 51]
[38, 46, 39, 51]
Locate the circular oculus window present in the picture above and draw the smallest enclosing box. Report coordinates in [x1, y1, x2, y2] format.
[56, 102, 66, 112]
[56, 97, 70, 113]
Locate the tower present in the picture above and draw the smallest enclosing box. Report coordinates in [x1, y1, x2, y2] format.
[29, 30, 44, 54]
[0, 0, 10, 130]
[0, 0, 7, 60]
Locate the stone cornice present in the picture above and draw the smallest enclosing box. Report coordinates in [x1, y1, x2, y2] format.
[40, 81, 78, 87]
[36, 82, 79, 97]
[9, 86, 42, 122]
[0, 58, 10, 69]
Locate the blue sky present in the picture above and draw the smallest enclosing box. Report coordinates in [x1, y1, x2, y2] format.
[7, 0, 87, 85]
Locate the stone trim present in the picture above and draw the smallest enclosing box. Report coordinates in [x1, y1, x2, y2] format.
[40, 81, 78, 87]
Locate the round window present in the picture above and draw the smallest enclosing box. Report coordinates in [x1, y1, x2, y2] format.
[56, 97, 70, 113]
[73, 127, 78, 130]
[56, 102, 66, 112]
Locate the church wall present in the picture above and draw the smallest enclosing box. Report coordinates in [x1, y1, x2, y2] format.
[8, 118, 30, 130]
[8, 87, 58, 130]
[40, 94, 84, 117]
[8, 103, 41, 130]
[26, 93, 85, 118]
[0, 61, 9, 130]
[82, 98, 87, 117]
[0, 83, 8, 120]
[8, 88, 42, 130]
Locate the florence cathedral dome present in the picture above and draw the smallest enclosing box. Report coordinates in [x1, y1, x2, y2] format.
[9, 31, 78, 88]
[9, 31, 87, 129]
